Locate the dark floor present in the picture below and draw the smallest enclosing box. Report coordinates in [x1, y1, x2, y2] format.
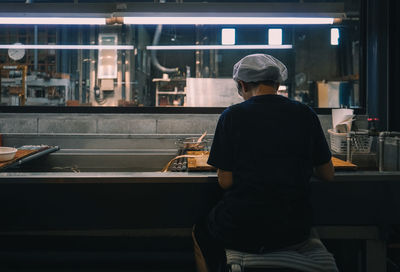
[0, 239, 399, 271]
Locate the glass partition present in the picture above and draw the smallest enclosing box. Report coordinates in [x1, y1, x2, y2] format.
[0, 2, 361, 109]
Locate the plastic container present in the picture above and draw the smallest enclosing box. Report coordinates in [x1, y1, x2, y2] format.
[328, 129, 372, 154]
[0, 147, 17, 162]
[175, 137, 209, 151]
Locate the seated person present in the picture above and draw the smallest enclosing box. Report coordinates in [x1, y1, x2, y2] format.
[192, 54, 336, 272]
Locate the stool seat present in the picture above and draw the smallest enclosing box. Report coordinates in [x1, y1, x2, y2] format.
[226, 235, 338, 272]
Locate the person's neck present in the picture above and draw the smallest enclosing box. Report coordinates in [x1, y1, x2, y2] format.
[252, 85, 277, 96]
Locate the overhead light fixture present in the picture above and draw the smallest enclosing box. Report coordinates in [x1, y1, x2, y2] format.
[123, 17, 335, 25]
[0, 17, 106, 25]
[221, 28, 236, 45]
[268, 28, 283, 45]
[146, 45, 292, 50]
[0, 44, 133, 50]
[331, 28, 340, 45]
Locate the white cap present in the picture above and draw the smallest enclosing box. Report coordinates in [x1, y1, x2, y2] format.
[233, 54, 288, 83]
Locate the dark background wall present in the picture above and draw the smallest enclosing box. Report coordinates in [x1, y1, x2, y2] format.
[388, 0, 400, 131]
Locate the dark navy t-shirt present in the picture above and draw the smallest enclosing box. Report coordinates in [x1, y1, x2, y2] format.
[207, 94, 331, 252]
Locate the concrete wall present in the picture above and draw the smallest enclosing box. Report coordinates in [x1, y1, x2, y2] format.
[0, 113, 220, 135]
[0, 113, 367, 149]
[0, 113, 366, 134]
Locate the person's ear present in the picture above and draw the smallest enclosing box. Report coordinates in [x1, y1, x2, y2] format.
[239, 80, 247, 93]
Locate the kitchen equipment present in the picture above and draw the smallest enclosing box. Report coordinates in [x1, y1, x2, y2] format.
[161, 151, 215, 172]
[0, 147, 17, 162]
[169, 133, 210, 172]
[182, 137, 209, 151]
[378, 131, 400, 171]
[186, 151, 215, 171]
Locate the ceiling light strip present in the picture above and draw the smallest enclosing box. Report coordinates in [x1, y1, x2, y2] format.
[0, 17, 106, 25]
[0, 45, 134, 50]
[124, 17, 334, 25]
[146, 45, 292, 50]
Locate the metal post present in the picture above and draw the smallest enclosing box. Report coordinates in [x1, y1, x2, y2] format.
[34, 26, 38, 72]
[379, 134, 385, 171]
[396, 137, 400, 171]
[195, 27, 201, 78]
[121, 26, 126, 101]
[89, 26, 95, 104]
[346, 132, 352, 162]
[78, 27, 83, 103]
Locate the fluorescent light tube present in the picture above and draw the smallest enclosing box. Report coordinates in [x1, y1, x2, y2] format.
[146, 45, 292, 50]
[0, 17, 106, 25]
[124, 17, 334, 25]
[0, 45, 133, 50]
[222, 28, 236, 45]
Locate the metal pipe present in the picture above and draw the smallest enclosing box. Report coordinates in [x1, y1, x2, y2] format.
[151, 25, 178, 74]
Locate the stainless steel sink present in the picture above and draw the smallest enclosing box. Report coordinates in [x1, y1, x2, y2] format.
[5, 149, 177, 172]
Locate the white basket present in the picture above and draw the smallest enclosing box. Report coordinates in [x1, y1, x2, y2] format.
[328, 129, 372, 154]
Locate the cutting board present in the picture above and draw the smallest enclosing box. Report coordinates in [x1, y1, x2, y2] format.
[167, 152, 356, 172]
[332, 156, 357, 170]
[0, 149, 39, 170]
[186, 151, 216, 171]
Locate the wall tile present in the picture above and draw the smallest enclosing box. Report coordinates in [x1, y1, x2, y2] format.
[0, 118, 37, 133]
[97, 119, 156, 134]
[156, 115, 219, 134]
[38, 119, 96, 133]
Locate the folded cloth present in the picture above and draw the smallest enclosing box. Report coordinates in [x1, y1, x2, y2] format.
[226, 229, 338, 272]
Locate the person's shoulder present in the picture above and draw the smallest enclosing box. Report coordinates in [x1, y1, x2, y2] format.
[287, 98, 316, 115]
[282, 99, 320, 124]
[221, 101, 246, 116]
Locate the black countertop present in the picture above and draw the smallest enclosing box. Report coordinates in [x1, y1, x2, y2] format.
[0, 170, 399, 231]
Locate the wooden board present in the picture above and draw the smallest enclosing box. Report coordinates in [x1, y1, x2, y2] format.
[186, 151, 216, 171]
[0, 149, 38, 170]
[183, 152, 356, 171]
[332, 156, 357, 170]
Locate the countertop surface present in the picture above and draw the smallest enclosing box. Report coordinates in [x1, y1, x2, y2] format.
[0, 170, 399, 182]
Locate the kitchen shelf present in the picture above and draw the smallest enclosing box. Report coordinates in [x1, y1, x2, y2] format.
[154, 77, 186, 107]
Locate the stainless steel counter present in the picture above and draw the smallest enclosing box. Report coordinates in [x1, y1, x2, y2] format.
[0, 169, 399, 181]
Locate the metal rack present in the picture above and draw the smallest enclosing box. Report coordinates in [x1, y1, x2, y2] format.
[0, 64, 27, 106]
[153, 77, 186, 107]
